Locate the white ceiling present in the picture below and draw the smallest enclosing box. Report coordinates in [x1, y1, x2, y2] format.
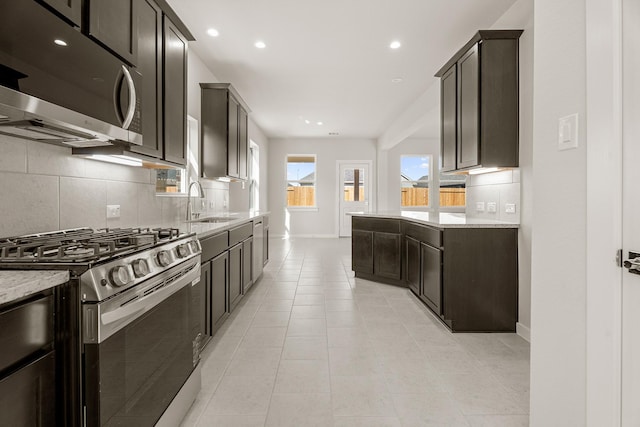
[166, 0, 517, 140]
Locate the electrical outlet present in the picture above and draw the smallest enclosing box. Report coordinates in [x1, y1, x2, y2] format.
[209, 201, 215, 209]
[106, 205, 121, 219]
[487, 202, 497, 213]
[476, 202, 485, 212]
[505, 203, 517, 214]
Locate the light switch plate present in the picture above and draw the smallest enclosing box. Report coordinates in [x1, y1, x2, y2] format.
[476, 202, 485, 212]
[487, 202, 497, 213]
[106, 205, 121, 219]
[558, 113, 579, 151]
[505, 203, 516, 214]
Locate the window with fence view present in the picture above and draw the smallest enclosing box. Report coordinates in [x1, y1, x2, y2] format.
[401, 155, 431, 207]
[400, 155, 466, 208]
[287, 155, 316, 207]
[440, 172, 466, 208]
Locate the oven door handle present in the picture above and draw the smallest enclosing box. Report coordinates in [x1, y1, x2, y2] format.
[101, 277, 191, 326]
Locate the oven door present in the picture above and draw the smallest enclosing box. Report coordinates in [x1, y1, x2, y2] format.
[82, 258, 201, 427]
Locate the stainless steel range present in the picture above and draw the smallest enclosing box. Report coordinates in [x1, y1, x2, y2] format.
[0, 227, 203, 427]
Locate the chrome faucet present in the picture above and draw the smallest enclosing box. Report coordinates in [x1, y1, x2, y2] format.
[186, 181, 205, 221]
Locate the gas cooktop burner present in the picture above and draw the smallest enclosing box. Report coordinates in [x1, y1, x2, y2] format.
[0, 227, 183, 264]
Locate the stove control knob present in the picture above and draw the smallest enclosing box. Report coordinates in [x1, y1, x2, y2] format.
[156, 250, 171, 267]
[109, 265, 132, 287]
[132, 259, 150, 278]
[189, 241, 200, 253]
[176, 244, 189, 258]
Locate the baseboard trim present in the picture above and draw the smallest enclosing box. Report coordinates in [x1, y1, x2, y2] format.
[516, 322, 531, 342]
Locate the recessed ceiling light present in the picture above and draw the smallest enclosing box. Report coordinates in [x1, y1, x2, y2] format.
[390, 41, 401, 49]
[206, 28, 219, 37]
[304, 120, 310, 124]
[317, 122, 323, 126]
[54, 39, 68, 46]
[255, 41, 266, 49]
[391, 78, 404, 83]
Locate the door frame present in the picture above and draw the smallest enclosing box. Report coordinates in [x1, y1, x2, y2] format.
[336, 160, 374, 237]
[585, 0, 623, 425]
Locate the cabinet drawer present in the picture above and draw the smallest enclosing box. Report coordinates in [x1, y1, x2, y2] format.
[0, 294, 54, 373]
[229, 222, 253, 246]
[352, 217, 400, 233]
[404, 222, 442, 248]
[262, 215, 269, 227]
[200, 231, 229, 262]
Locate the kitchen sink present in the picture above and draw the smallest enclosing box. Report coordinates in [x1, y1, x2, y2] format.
[192, 216, 238, 223]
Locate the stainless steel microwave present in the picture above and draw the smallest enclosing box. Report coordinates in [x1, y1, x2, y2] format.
[0, 1, 142, 147]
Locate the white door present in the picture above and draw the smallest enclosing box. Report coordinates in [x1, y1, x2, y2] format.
[622, 0, 640, 423]
[338, 162, 371, 237]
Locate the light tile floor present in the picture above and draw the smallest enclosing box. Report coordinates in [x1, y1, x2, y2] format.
[181, 238, 530, 427]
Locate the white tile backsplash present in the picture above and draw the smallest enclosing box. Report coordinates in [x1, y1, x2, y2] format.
[0, 136, 27, 173]
[27, 141, 86, 177]
[137, 183, 164, 227]
[466, 169, 521, 224]
[59, 177, 108, 230]
[0, 134, 219, 236]
[0, 171, 59, 236]
[106, 181, 139, 228]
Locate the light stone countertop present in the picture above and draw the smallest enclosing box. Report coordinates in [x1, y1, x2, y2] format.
[0, 270, 69, 305]
[186, 211, 270, 240]
[349, 211, 519, 229]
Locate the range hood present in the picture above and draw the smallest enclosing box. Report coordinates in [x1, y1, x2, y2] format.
[0, 86, 119, 147]
[73, 145, 184, 169]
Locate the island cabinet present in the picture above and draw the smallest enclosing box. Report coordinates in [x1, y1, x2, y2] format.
[404, 222, 443, 315]
[200, 83, 251, 181]
[436, 30, 523, 172]
[440, 228, 518, 332]
[351, 217, 403, 285]
[352, 215, 519, 332]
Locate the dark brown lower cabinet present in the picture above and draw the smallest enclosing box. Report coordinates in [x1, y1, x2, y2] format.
[210, 252, 229, 336]
[405, 236, 420, 295]
[441, 228, 518, 332]
[229, 243, 243, 311]
[352, 215, 518, 332]
[352, 217, 403, 285]
[421, 243, 442, 315]
[242, 237, 253, 293]
[0, 351, 56, 427]
[374, 232, 402, 280]
[352, 230, 373, 274]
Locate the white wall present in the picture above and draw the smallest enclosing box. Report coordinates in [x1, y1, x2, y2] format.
[268, 138, 377, 237]
[530, 0, 587, 425]
[379, 138, 441, 212]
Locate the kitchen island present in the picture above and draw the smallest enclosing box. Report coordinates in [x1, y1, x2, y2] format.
[351, 212, 519, 332]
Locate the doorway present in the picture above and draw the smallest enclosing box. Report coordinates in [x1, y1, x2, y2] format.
[337, 161, 372, 237]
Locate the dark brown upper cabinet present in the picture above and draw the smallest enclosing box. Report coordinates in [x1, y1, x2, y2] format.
[162, 15, 188, 165]
[87, 0, 138, 65]
[132, 0, 163, 159]
[38, 0, 82, 26]
[200, 83, 251, 181]
[436, 30, 522, 173]
[127, 1, 188, 166]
